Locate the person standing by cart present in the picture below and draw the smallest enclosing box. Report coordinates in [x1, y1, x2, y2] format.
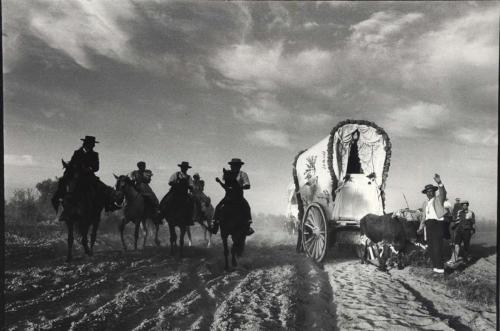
[446, 200, 476, 265]
[419, 174, 447, 273]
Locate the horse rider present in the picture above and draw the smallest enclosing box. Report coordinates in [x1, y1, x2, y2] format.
[53, 135, 113, 221]
[214, 158, 254, 236]
[168, 161, 194, 192]
[129, 161, 160, 217]
[446, 200, 476, 265]
[163, 161, 194, 214]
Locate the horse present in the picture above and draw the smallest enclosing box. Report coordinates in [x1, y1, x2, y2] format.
[214, 168, 249, 270]
[160, 176, 194, 257]
[193, 196, 215, 247]
[114, 175, 162, 251]
[55, 160, 123, 262]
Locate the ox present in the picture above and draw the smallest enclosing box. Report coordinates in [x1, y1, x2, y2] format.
[360, 211, 422, 271]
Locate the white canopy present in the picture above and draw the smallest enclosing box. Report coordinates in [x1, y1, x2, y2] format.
[331, 123, 387, 189]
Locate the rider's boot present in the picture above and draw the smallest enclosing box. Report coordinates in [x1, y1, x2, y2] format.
[246, 221, 255, 236]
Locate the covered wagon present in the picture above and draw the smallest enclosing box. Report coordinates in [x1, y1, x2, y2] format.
[292, 119, 391, 262]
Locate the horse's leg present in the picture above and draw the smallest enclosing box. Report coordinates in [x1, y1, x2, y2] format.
[169, 223, 176, 255]
[119, 218, 128, 251]
[142, 220, 148, 249]
[80, 222, 92, 257]
[207, 221, 212, 248]
[90, 219, 99, 254]
[179, 226, 186, 258]
[154, 223, 161, 247]
[222, 234, 229, 270]
[66, 221, 74, 262]
[134, 221, 140, 251]
[231, 236, 238, 267]
[186, 226, 192, 246]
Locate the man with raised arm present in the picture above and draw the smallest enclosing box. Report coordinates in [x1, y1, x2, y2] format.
[419, 173, 447, 273]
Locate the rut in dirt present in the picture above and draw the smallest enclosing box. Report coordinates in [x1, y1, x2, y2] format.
[5, 231, 338, 331]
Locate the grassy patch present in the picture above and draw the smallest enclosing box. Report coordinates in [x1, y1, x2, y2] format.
[409, 254, 497, 306]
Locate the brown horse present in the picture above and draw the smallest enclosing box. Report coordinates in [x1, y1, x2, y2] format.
[55, 160, 123, 262]
[214, 168, 249, 270]
[114, 175, 161, 251]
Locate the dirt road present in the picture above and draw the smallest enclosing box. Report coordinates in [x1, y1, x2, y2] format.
[4, 224, 496, 330]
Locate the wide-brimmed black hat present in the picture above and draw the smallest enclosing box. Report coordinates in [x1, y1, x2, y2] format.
[421, 184, 438, 194]
[178, 161, 192, 168]
[81, 135, 99, 144]
[228, 158, 244, 165]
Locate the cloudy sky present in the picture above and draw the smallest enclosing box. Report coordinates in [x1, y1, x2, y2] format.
[3, 1, 498, 220]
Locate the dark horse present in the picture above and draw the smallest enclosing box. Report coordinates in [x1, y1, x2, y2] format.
[114, 175, 162, 251]
[160, 176, 194, 257]
[215, 168, 249, 270]
[53, 160, 123, 262]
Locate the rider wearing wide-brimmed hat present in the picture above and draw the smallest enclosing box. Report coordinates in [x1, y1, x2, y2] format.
[168, 161, 194, 190]
[214, 158, 254, 236]
[130, 161, 160, 217]
[53, 135, 110, 221]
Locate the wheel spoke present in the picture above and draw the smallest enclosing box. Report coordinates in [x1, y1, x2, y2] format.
[311, 240, 316, 259]
[304, 236, 315, 247]
[307, 237, 315, 256]
[305, 218, 317, 230]
[304, 222, 316, 231]
[315, 238, 322, 260]
[313, 237, 320, 259]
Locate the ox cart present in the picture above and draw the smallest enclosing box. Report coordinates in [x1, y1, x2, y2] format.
[292, 119, 391, 262]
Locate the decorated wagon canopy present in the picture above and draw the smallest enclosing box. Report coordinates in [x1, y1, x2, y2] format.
[293, 119, 391, 222]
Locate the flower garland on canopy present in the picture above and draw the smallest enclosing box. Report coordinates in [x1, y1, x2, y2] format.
[327, 119, 391, 211]
[292, 119, 392, 222]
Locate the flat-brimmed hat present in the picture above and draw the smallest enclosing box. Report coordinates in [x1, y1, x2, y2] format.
[137, 161, 146, 167]
[421, 184, 438, 194]
[228, 158, 244, 165]
[461, 200, 469, 205]
[81, 135, 99, 144]
[178, 161, 192, 169]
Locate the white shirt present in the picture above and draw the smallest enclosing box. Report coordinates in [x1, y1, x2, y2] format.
[426, 198, 444, 221]
[236, 171, 250, 188]
[169, 171, 194, 188]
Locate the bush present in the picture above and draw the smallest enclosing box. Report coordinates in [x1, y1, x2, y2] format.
[5, 188, 41, 223]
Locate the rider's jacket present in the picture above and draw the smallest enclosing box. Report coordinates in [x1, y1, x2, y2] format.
[169, 171, 194, 190]
[69, 147, 99, 176]
[130, 169, 153, 185]
[192, 179, 205, 196]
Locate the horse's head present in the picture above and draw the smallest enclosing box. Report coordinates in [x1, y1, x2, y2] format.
[102, 182, 124, 209]
[114, 174, 132, 192]
[222, 168, 238, 186]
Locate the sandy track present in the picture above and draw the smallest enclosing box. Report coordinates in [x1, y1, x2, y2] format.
[5, 226, 496, 331]
[5, 228, 335, 331]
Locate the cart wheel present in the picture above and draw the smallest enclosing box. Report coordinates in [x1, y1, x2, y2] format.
[301, 203, 328, 262]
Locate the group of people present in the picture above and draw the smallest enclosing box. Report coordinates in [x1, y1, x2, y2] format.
[54, 136, 254, 237]
[419, 174, 476, 273]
